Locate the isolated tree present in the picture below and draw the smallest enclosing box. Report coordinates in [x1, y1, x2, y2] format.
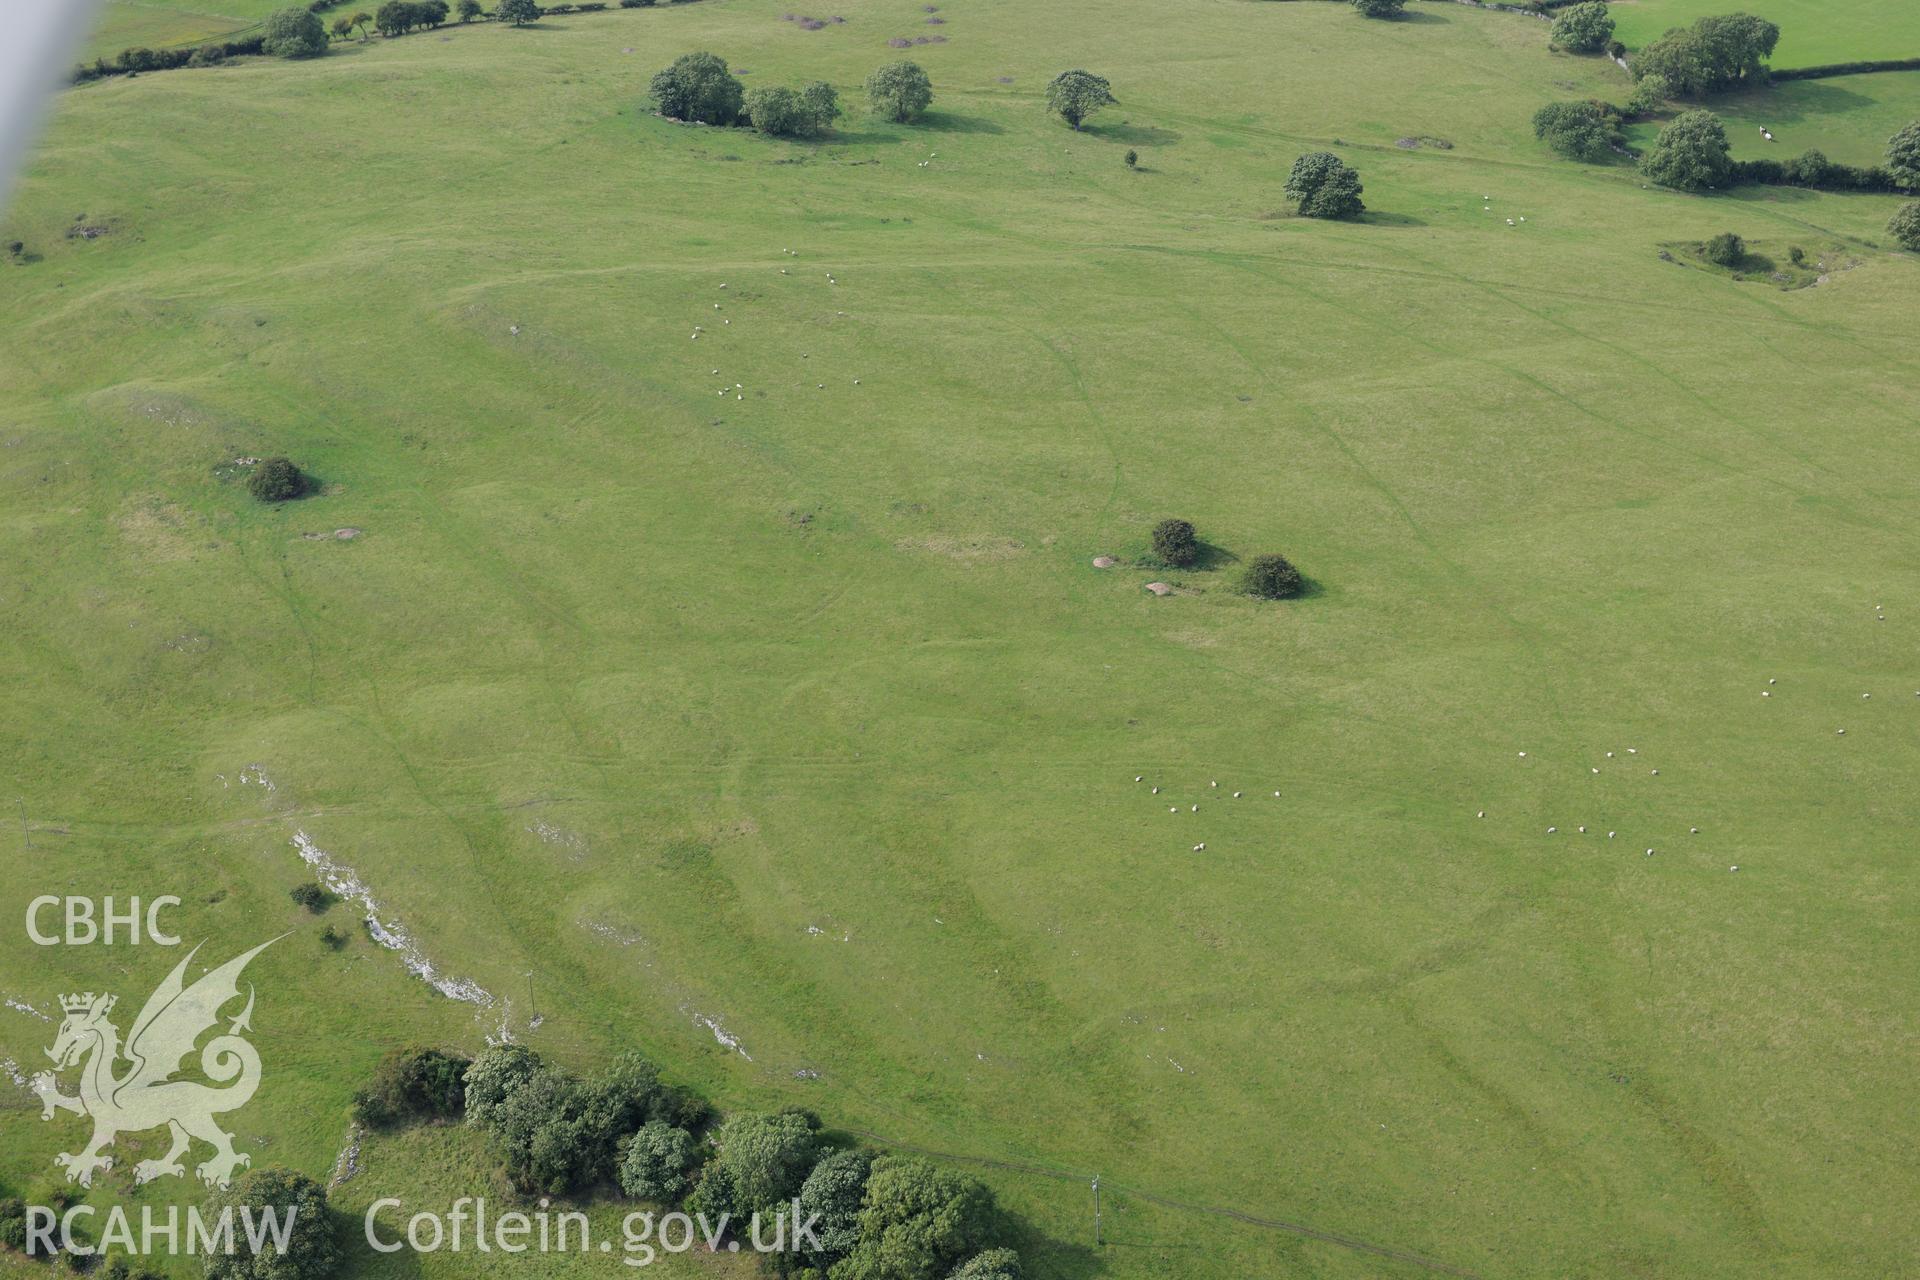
[1889, 202, 1920, 251]
[617, 1122, 696, 1202]
[651, 51, 744, 124]
[1702, 231, 1744, 266]
[1549, 1, 1614, 52]
[1242, 554, 1304, 600]
[350, 11, 373, 38]
[1531, 100, 1621, 161]
[414, 0, 449, 25]
[1625, 72, 1670, 118]
[1285, 151, 1365, 219]
[458, 0, 482, 19]
[1639, 108, 1732, 190]
[202, 1168, 338, 1280]
[496, 0, 540, 25]
[1352, 0, 1406, 17]
[866, 60, 933, 123]
[247, 457, 304, 502]
[834, 1156, 994, 1280]
[261, 7, 328, 57]
[793, 1148, 873, 1266]
[1044, 69, 1115, 130]
[1150, 518, 1199, 567]
[950, 1250, 1023, 1280]
[329, 15, 356, 38]
[1887, 121, 1920, 189]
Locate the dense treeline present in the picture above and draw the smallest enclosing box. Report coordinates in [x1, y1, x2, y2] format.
[350, 1044, 1025, 1280]
[1631, 13, 1779, 97]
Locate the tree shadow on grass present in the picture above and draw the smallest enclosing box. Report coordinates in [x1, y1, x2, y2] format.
[1361, 210, 1429, 227]
[917, 110, 1005, 134]
[1087, 121, 1181, 147]
[1388, 7, 1452, 23]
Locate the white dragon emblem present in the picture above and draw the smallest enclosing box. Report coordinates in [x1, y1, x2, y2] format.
[31, 938, 279, 1189]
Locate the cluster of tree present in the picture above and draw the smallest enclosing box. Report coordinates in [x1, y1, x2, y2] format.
[1549, 1, 1614, 53]
[747, 82, 841, 137]
[1285, 152, 1365, 219]
[1353, 0, 1406, 17]
[1731, 150, 1904, 193]
[352, 1046, 472, 1128]
[1632, 13, 1779, 98]
[1532, 100, 1624, 162]
[1639, 111, 1920, 194]
[72, 36, 266, 81]
[248, 456, 307, 502]
[1045, 70, 1115, 129]
[263, 6, 331, 57]
[373, 0, 453, 35]
[447, 1045, 1020, 1278]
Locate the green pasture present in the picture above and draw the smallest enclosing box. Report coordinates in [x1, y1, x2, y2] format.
[4, 2, 1919, 1279]
[81, 0, 284, 59]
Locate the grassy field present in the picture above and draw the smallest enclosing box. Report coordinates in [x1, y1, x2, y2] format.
[81, 0, 286, 59]
[1608, 0, 1920, 67]
[4, 2, 1920, 1279]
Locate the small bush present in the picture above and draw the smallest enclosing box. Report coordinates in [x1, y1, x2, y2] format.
[1242, 554, 1304, 600]
[262, 6, 329, 56]
[247, 457, 305, 502]
[1787, 245, 1805, 265]
[289, 882, 332, 912]
[6, 241, 22, 258]
[189, 44, 228, 65]
[320, 924, 348, 949]
[1353, 0, 1405, 17]
[1701, 231, 1744, 266]
[1124, 148, 1138, 168]
[1150, 518, 1199, 567]
[1889, 202, 1920, 251]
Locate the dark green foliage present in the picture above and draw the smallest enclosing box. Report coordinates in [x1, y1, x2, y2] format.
[458, 0, 482, 18]
[621, 0, 658, 6]
[1044, 69, 1115, 129]
[833, 1156, 995, 1280]
[1150, 518, 1199, 567]
[747, 81, 840, 136]
[288, 882, 331, 912]
[375, 1, 445, 34]
[647, 1083, 713, 1132]
[0, 1196, 29, 1252]
[1890, 202, 1920, 251]
[190, 43, 229, 65]
[617, 1122, 696, 1202]
[262, 7, 329, 57]
[1284, 151, 1365, 219]
[496, 0, 541, 24]
[950, 1249, 1022, 1280]
[681, 1161, 736, 1221]
[319, 924, 347, 949]
[1352, 0, 1405, 16]
[1787, 244, 1805, 265]
[202, 1168, 338, 1280]
[1701, 231, 1744, 265]
[1632, 13, 1778, 97]
[1625, 72, 1670, 118]
[1886, 121, 1920, 189]
[710, 1112, 819, 1217]
[866, 61, 933, 123]
[352, 1047, 471, 1128]
[1531, 100, 1622, 161]
[651, 51, 744, 124]
[1640, 109, 1732, 190]
[464, 1047, 662, 1194]
[1773, 56, 1920, 82]
[1549, 1, 1613, 52]
[1731, 153, 1900, 192]
[1242, 554, 1304, 600]
[794, 1149, 874, 1266]
[7, 242, 23, 258]
[1124, 148, 1138, 168]
[248, 457, 305, 502]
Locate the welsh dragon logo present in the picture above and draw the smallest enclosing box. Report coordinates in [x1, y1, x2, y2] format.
[32, 938, 279, 1190]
